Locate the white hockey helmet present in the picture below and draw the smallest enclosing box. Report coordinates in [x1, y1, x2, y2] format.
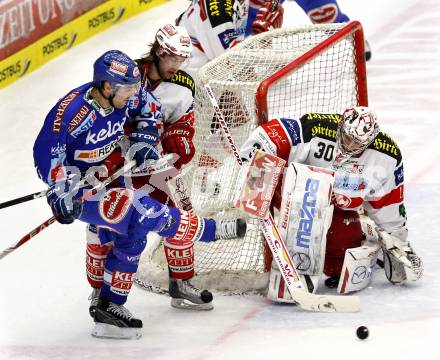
[155, 24, 192, 58]
[337, 106, 380, 155]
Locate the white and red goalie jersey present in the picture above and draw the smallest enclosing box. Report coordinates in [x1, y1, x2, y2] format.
[240, 113, 407, 236]
[177, 0, 249, 77]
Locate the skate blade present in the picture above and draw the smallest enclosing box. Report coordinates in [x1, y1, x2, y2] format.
[91, 323, 142, 340]
[171, 298, 214, 311]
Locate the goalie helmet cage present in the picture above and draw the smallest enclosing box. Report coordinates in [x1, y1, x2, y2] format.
[135, 21, 368, 294]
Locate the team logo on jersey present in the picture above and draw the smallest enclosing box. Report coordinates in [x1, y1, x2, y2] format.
[70, 110, 97, 138]
[52, 90, 80, 133]
[305, 113, 341, 122]
[394, 165, 404, 186]
[372, 134, 400, 158]
[311, 124, 337, 140]
[50, 143, 66, 156]
[169, 70, 195, 96]
[207, 0, 234, 27]
[218, 28, 238, 49]
[280, 118, 301, 145]
[127, 96, 139, 109]
[334, 176, 367, 191]
[307, 4, 338, 24]
[99, 188, 133, 224]
[142, 92, 162, 121]
[74, 137, 121, 163]
[332, 193, 352, 208]
[85, 119, 125, 145]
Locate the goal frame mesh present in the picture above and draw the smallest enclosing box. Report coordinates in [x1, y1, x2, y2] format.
[135, 21, 368, 294]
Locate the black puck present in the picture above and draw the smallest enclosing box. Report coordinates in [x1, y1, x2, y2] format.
[356, 326, 369, 340]
[201, 290, 213, 303]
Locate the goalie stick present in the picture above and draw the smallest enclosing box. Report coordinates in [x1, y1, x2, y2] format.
[204, 83, 360, 313]
[0, 160, 139, 260]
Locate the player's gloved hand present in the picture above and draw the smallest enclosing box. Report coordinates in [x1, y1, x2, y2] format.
[162, 122, 195, 170]
[378, 229, 423, 283]
[46, 178, 83, 224]
[129, 125, 160, 169]
[252, 1, 284, 34]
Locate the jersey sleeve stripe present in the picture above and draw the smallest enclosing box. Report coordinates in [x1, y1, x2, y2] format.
[368, 185, 404, 209]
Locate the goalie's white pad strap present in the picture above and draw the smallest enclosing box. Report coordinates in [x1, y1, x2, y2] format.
[277, 162, 334, 277]
[337, 241, 380, 294]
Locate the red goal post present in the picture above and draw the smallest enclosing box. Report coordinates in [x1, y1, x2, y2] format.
[256, 21, 368, 123]
[135, 21, 369, 294]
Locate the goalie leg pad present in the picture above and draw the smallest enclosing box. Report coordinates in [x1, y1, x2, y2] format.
[337, 240, 380, 294]
[278, 163, 335, 279]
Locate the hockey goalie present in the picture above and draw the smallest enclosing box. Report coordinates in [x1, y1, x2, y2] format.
[240, 106, 423, 302]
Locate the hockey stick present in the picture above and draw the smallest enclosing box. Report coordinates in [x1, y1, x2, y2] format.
[0, 165, 109, 210]
[0, 191, 46, 210]
[204, 83, 360, 312]
[0, 160, 136, 261]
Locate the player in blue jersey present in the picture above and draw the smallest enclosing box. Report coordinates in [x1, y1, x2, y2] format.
[33, 50, 246, 339]
[248, 0, 371, 60]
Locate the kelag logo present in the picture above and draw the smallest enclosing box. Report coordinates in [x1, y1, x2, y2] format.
[296, 178, 320, 248]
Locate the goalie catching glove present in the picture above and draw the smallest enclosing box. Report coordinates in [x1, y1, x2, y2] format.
[379, 229, 423, 284]
[162, 121, 195, 170]
[252, 1, 284, 34]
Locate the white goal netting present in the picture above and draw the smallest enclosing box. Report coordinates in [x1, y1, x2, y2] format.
[136, 22, 367, 293]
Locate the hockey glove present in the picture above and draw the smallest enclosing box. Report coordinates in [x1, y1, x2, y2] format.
[162, 122, 195, 170]
[252, 1, 284, 34]
[129, 126, 160, 169]
[46, 178, 83, 224]
[379, 229, 423, 283]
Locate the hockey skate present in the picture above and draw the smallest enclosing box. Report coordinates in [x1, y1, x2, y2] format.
[215, 218, 247, 240]
[92, 297, 143, 339]
[88, 287, 100, 318]
[169, 278, 214, 310]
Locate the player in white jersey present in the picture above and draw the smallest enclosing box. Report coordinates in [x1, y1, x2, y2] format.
[241, 107, 423, 298]
[176, 1, 283, 77]
[135, 24, 195, 173]
[131, 24, 223, 310]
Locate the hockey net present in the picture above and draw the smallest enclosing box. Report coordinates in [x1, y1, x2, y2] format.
[135, 22, 368, 294]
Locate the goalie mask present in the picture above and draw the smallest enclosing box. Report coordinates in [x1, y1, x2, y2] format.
[336, 107, 379, 156]
[155, 24, 192, 59]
